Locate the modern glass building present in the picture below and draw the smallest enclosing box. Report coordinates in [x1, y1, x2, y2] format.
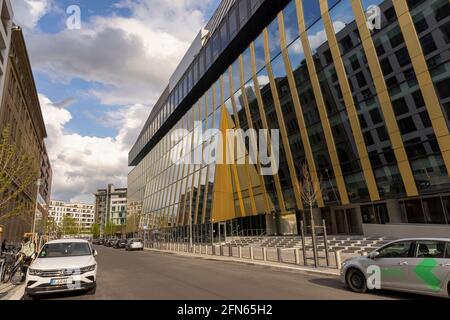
[128, 0, 450, 241]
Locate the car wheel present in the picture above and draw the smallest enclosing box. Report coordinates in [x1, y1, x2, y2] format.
[447, 282, 450, 298]
[22, 293, 34, 300]
[87, 284, 96, 295]
[346, 268, 368, 294]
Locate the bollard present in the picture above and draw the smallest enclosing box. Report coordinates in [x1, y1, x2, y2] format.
[212, 245, 216, 256]
[277, 248, 282, 263]
[250, 247, 254, 260]
[335, 250, 342, 270]
[220, 245, 224, 256]
[294, 248, 301, 265]
[229, 245, 233, 257]
[193, 244, 196, 254]
[262, 247, 267, 261]
[238, 246, 242, 259]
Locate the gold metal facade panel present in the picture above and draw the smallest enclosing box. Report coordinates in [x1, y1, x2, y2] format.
[350, 0, 419, 197]
[295, 0, 349, 204]
[392, 0, 450, 174]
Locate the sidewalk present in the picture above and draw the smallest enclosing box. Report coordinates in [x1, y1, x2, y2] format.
[144, 246, 340, 276]
[0, 282, 24, 300]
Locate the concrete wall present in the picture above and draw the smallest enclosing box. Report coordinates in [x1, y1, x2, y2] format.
[363, 223, 450, 238]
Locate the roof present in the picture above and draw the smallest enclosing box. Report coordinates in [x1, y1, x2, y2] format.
[46, 239, 90, 244]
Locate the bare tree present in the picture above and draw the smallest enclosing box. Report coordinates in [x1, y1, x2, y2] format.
[300, 163, 323, 267]
[0, 127, 39, 224]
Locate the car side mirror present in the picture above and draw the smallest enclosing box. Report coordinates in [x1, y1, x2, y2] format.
[368, 251, 380, 259]
[93, 250, 98, 257]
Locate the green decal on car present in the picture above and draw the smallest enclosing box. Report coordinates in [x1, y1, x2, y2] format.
[381, 268, 405, 278]
[414, 258, 441, 292]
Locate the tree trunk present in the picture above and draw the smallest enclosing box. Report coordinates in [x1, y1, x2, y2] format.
[310, 205, 319, 268]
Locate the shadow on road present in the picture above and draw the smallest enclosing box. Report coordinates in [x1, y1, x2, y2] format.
[29, 290, 93, 300]
[308, 277, 437, 300]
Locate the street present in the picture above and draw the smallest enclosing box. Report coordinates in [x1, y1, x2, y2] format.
[31, 246, 430, 300]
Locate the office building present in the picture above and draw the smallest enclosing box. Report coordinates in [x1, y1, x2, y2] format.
[128, 0, 450, 241]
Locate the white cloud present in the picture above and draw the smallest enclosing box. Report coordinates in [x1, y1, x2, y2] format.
[11, 0, 54, 29]
[40, 94, 150, 202]
[22, 0, 214, 106]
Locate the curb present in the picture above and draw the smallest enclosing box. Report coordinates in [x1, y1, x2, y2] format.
[0, 283, 25, 301]
[144, 247, 340, 276]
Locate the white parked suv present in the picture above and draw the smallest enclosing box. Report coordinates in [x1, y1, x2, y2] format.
[25, 239, 97, 298]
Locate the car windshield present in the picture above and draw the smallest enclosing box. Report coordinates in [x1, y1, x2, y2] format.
[38, 242, 92, 258]
[132, 239, 142, 243]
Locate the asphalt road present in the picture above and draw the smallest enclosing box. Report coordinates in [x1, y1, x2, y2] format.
[36, 246, 428, 300]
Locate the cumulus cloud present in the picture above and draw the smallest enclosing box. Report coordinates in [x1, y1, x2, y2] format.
[22, 0, 213, 106]
[12, 0, 54, 29]
[40, 94, 150, 202]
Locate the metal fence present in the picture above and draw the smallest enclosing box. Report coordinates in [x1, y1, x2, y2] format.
[146, 241, 343, 270]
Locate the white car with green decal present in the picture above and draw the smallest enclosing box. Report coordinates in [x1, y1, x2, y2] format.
[341, 238, 450, 298]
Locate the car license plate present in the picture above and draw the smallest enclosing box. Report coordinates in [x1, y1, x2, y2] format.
[50, 278, 72, 286]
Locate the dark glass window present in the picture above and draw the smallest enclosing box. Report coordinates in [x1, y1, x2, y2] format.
[376, 126, 389, 141]
[433, 0, 449, 22]
[220, 22, 228, 49]
[388, 26, 405, 48]
[435, 78, 450, 99]
[420, 111, 432, 128]
[441, 22, 450, 44]
[375, 41, 385, 55]
[369, 109, 383, 124]
[380, 58, 393, 76]
[229, 7, 238, 37]
[395, 47, 411, 67]
[359, 114, 368, 129]
[413, 13, 429, 34]
[392, 97, 409, 116]
[323, 49, 333, 65]
[378, 241, 414, 258]
[423, 198, 447, 224]
[407, 0, 426, 10]
[383, 147, 396, 163]
[364, 131, 375, 145]
[398, 117, 417, 134]
[350, 55, 360, 71]
[384, 7, 397, 23]
[355, 72, 367, 88]
[340, 35, 354, 54]
[404, 199, 425, 223]
[416, 240, 446, 258]
[412, 90, 425, 108]
[239, 0, 249, 25]
[420, 33, 437, 55]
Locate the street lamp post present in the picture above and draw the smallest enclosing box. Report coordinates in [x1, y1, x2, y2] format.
[32, 179, 42, 244]
[189, 188, 193, 250]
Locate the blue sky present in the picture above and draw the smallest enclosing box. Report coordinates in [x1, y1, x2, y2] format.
[12, 0, 220, 203]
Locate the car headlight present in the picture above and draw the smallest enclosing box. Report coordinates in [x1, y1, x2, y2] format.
[80, 264, 96, 273]
[28, 269, 43, 276]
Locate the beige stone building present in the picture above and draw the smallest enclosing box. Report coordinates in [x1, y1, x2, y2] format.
[0, 26, 52, 244]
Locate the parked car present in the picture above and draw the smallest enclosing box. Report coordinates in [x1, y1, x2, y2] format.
[113, 239, 128, 249]
[97, 239, 105, 245]
[126, 238, 144, 251]
[341, 238, 450, 298]
[105, 239, 116, 247]
[25, 239, 97, 299]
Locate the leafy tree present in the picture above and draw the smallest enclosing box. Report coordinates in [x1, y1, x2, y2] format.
[0, 127, 39, 224]
[300, 163, 323, 268]
[90, 223, 100, 238]
[61, 215, 79, 236]
[104, 220, 118, 237]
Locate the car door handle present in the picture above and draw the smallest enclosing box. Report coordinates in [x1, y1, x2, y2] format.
[398, 261, 408, 266]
